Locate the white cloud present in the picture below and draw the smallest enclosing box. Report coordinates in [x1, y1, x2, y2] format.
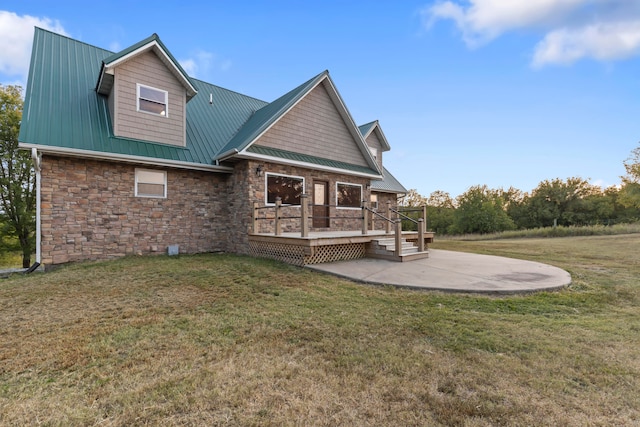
[422, 0, 640, 67]
[0, 11, 69, 84]
[532, 20, 640, 67]
[179, 50, 230, 79]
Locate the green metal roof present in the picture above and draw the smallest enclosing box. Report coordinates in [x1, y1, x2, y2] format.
[19, 28, 397, 186]
[19, 28, 267, 168]
[371, 167, 408, 194]
[247, 145, 379, 176]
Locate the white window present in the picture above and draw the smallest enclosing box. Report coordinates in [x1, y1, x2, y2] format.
[370, 193, 378, 210]
[135, 169, 167, 198]
[369, 147, 378, 161]
[137, 84, 168, 116]
[266, 173, 305, 206]
[336, 182, 362, 209]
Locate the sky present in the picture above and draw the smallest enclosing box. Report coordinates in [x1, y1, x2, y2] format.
[1, 1, 639, 198]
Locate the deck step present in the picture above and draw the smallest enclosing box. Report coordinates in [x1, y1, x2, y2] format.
[366, 237, 429, 261]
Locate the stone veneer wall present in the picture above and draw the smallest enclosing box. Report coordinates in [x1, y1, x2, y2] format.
[40, 156, 229, 266]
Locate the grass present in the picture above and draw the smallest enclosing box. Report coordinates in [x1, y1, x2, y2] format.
[1, 235, 639, 426]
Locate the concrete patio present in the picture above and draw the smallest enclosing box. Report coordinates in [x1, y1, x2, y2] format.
[306, 249, 571, 294]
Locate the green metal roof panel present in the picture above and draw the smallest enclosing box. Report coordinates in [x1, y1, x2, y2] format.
[216, 71, 327, 157]
[371, 167, 408, 194]
[247, 145, 379, 175]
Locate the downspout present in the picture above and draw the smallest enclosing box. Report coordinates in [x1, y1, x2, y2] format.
[31, 148, 41, 265]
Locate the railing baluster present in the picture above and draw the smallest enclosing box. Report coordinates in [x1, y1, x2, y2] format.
[275, 197, 282, 236]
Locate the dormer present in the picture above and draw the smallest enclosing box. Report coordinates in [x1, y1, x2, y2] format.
[359, 120, 390, 172]
[96, 34, 197, 147]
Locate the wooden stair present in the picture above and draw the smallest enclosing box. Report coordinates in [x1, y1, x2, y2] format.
[366, 237, 429, 262]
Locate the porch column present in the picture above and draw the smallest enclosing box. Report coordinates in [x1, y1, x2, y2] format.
[394, 219, 402, 257]
[418, 218, 425, 252]
[275, 197, 282, 236]
[300, 194, 309, 238]
[386, 200, 392, 234]
[362, 201, 368, 235]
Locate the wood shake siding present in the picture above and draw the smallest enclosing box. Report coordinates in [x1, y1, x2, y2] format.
[112, 51, 186, 146]
[255, 83, 369, 167]
[365, 132, 384, 171]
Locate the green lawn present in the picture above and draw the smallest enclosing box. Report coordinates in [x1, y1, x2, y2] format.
[1, 235, 639, 426]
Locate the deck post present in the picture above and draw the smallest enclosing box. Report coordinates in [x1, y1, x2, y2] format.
[386, 200, 392, 234]
[395, 219, 402, 257]
[423, 205, 428, 231]
[418, 218, 425, 252]
[275, 197, 282, 236]
[300, 194, 309, 237]
[362, 200, 368, 235]
[252, 201, 259, 234]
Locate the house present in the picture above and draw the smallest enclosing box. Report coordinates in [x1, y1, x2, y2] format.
[19, 28, 427, 269]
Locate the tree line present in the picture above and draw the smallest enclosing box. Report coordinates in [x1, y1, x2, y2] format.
[402, 148, 640, 235]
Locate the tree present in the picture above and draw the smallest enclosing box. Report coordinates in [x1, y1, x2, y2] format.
[0, 85, 36, 268]
[619, 146, 640, 209]
[400, 189, 427, 207]
[450, 185, 515, 234]
[520, 177, 606, 228]
[425, 190, 455, 235]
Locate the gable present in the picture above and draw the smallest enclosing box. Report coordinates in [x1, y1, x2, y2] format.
[365, 130, 384, 170]
[253, 83, 370, 169]
[111, 50, 187, 146]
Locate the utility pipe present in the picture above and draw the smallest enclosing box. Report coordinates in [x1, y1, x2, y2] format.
[31, 148, 41, 265]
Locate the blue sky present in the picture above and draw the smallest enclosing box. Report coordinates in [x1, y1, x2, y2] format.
[1, 1, 639, 198]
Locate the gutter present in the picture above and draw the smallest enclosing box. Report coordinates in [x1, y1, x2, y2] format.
[19, 143, 234, 173]
[31, 148, 41, 265]
[215, 148, 239, 163]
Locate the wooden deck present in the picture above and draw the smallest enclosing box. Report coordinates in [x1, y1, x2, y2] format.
[248, 230, 434, 266]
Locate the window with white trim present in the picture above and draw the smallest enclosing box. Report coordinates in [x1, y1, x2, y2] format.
[135, 169, 167, 198]
[370, 193, 378, 210]
[369, 147, 378, 161]
[336, 182, 362, 209]
[137, 84, 168, 116]
[266, 173, 304, 205]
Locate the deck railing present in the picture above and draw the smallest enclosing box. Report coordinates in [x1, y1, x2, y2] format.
[252, 196, 427, 256]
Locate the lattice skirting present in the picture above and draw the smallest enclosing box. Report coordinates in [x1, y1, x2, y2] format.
[304, 243, 365, 265]
[249, 241, 366, 266]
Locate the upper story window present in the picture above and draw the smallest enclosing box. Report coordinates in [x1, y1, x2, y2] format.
[137, 84, 168, 117]
[369, 147, 378, 161]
